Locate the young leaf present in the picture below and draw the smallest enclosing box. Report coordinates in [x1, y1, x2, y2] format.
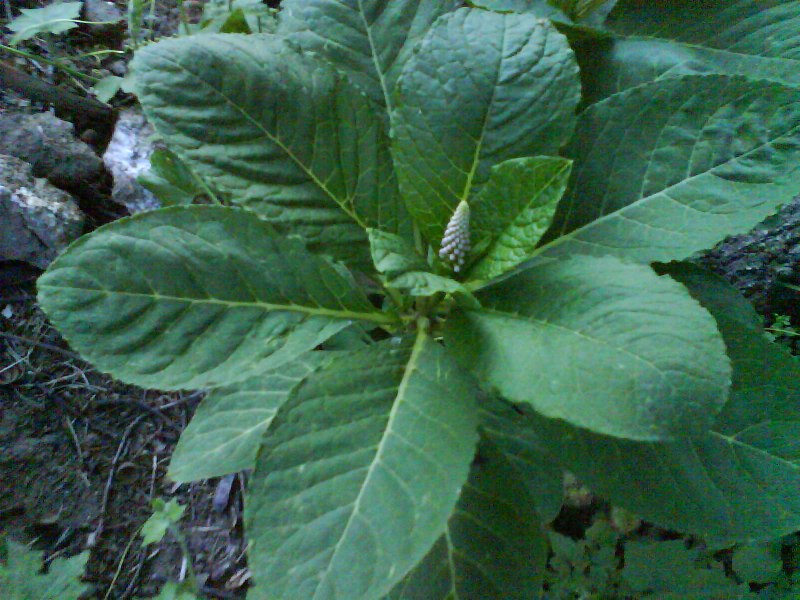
[138, 148, 209, 207]
[540, 75, 800, 264]
[0, 540, 90, 600]
[8, 2, 83, 44]
[445, 255, 730, 441]
[167, 353, 327, 482]
[141, 499, 185, 545]
[470, 156, 572, 280]
[201, 0, 276, 33]
[368, 228, 429, 279]
[279, 0, 460, 109]
[391, 8, 580, 244]
[131, 34, 408, 271]
[385, 437, 548, 600]
[245, 334, 479, 600]
[528, 265, 800, 542]
[388, 272, 479, 308]
[579, 0, 800, 104]
[37, 206, 394, 391]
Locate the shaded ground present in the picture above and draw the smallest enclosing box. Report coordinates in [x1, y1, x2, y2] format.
[0, 292, 249, 598]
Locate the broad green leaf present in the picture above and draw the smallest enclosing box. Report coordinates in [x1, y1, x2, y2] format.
[388, 272, 479, 308]
[470, 156, 571, 280]
[37, 206, 393, 391]
[168, 354, 326, 482]
[279, 0, 459, 109]
[445, 255, 730, 441]
[391, 8, 580, 244]
[529, 265, 800, 541]
[0, 540, 90, 600]
[478, 393, 564, 523]
[141, 499, 185, 545]
[654, 262, 762, 332]
[132, 34, 407, 271]
[578, 0, 800, 104]
[368, 228, 429, 279]
[385, 436, 548, 600]
[539, 75, 800, 264]
[8, 2, 83, 44]
[245, 334, 479, 600]
[138, 148, 209, 207]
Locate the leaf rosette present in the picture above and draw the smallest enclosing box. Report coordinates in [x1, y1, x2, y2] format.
[36, 1, 800, 597]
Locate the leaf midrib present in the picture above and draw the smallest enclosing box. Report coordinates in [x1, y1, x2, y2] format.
[313, 330, 427, 599]
[141, 46, 369, 229]
[710, 427, 800, 469]
[356, 0, 393, 112]
[38, 284, 396, 326]
[536, 90, 800, 257]
[459, 16, 507, 204]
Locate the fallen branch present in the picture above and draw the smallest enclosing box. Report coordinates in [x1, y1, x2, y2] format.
[0, 60, 116, 148]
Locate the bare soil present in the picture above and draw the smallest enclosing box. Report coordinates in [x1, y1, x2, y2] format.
[1, 291, 249, 598]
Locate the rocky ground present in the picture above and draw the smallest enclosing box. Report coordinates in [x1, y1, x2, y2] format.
[1, 1, 253, 596]
[0, 100, 251, 599]
[1, 0, 799, 598]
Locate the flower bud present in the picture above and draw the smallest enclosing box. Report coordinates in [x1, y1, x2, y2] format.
[439, 200, 470, 272]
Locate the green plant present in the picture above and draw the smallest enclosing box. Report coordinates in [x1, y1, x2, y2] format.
[36, 1, 800, 598]
[2, 0, 126, 97]
[5, 1, 84, 44]
[545, 518, 627, 598]
[767, 313, 799, 343]
[140, 498, 199, 598]
[0, 538, 90, 600]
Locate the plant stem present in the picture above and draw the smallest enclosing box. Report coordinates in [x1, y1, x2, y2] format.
[177, 0, 191, 36]
[767, 327, 799, 337]
[384, 286, 406, 312]
[0, 43, 100, 82]
[413, 222, 424, 256]
[72, 49, 126, 59]
[170, 524, 199, 592]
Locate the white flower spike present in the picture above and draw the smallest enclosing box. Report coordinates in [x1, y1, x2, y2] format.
[439, 200, 470, 272]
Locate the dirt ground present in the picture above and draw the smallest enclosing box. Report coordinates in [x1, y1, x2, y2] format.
[1, 290, 250, 598]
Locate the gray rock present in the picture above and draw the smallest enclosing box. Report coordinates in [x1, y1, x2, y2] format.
[0, 155, 84, 268]
[0, 112, 108, 201]
[102, 108, 160, 214]
[700, 195, 800, 324]
[82, 0, 124, 38]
